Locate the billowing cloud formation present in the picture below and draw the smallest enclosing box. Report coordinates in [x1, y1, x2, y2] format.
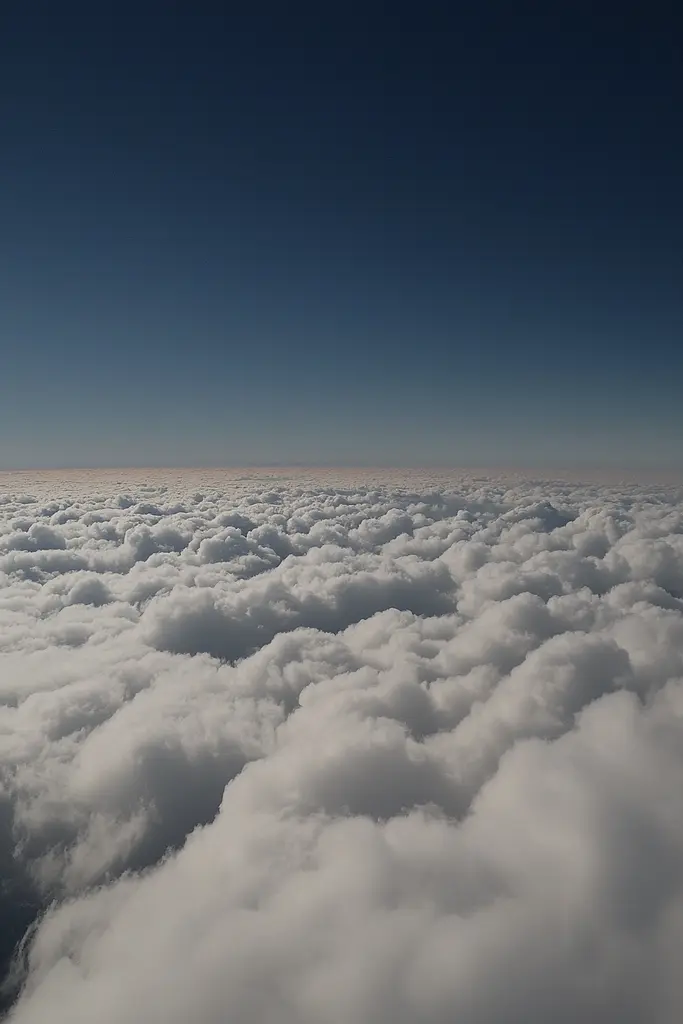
[2, 467, 683, 1023]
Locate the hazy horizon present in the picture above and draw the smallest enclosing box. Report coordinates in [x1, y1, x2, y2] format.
[3, 462, 683, 486]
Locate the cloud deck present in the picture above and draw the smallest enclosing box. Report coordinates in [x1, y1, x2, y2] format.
[1, 469, 683, 1022]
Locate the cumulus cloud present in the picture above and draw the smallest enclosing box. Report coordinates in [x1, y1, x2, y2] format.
[1, 467, 683, 1022]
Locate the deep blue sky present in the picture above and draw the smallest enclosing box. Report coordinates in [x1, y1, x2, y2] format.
[1, 5, 681, 470]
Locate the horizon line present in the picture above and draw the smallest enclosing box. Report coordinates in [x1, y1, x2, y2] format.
[1, 463, 682, 483]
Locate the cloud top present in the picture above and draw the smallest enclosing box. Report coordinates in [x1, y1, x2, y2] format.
[1, 468, 683, 1023]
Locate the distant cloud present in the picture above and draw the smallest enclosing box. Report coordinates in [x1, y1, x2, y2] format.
[1, 468, 683, 1021]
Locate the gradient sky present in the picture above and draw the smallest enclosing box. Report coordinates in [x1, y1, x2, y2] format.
[1, 6, 681, 470]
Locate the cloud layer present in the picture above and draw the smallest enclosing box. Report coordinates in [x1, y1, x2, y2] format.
[2, 467, 683, 1023]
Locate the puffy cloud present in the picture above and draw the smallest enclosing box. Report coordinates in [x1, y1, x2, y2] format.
[1, 467, 683, 1021]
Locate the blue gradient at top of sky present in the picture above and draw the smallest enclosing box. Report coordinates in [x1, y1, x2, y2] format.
[1, 6, 681, 470]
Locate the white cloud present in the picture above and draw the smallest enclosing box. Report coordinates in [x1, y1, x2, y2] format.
[1, 467, 683, 1021]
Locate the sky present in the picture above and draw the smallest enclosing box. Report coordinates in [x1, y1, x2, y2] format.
[1, 5, 681, 471]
